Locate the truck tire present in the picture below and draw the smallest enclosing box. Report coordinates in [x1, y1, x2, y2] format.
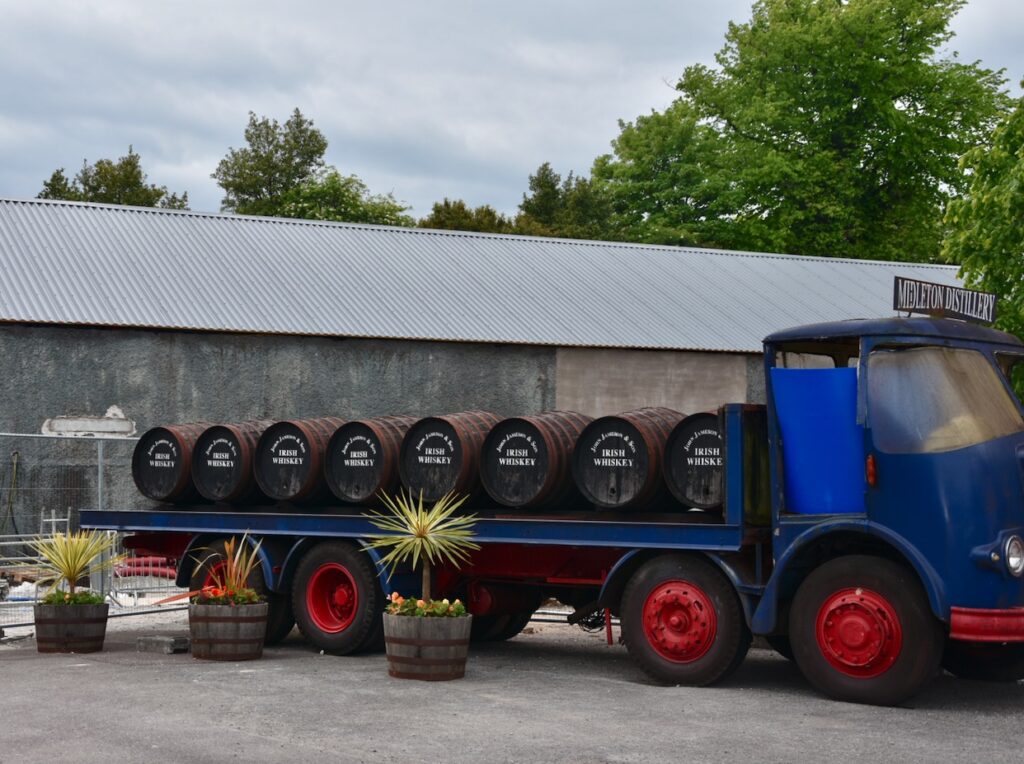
[620, 554, 750, 686]
[188, 539, 295, 646]
[291, 541, 384, 654]
[471, 611, 534, 642]
[942, 640, 1024, 682]
[789, 555, 942, 706]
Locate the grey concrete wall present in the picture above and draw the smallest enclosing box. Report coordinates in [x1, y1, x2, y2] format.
[0, 324, 557, 432]
[554, 347, 753, 417]
[746, 354, 767, 404]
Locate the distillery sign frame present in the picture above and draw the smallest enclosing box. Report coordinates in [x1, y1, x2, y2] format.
[893, 276, 997, 325]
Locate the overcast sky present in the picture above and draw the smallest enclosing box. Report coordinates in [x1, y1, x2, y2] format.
[2, 1, 1022, 219]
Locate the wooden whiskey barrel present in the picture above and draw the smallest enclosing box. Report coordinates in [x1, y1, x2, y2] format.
[191, 420, 273, 504]
[189, 602, 269, 661]
[571, 407, 685, 509]
[664, 412, 725, 511]
[324, 414, 417, 504]
[480, 411, 592, 509]
[383, 613, 472, 681]
[398, 410, 501, 503]
[131, 423, 210, 503]
[254, 417, 347, 503]
[33, 603, 109, 654]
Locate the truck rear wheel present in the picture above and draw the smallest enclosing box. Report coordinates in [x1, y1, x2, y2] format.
[189, 538, 295, 646]
[942, 640, 1024, 682]
[292, 541, 384, 654]
[621, 554, 750, 686]
[471, 611, 534, 642]
[789, 555, 942, 706]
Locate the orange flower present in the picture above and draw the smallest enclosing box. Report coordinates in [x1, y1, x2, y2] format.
[391, 591, 401, 602]
[416, 599, 427, 609]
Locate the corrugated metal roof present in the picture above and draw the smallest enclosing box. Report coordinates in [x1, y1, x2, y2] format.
[0, 197, 962, 353]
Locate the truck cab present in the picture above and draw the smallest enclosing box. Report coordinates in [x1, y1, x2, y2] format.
[759, 317, 1024, 702]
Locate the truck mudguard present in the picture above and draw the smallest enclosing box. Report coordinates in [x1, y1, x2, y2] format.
[751, 518, 948, 634]
[175, 532, 279, 593]
[600, 548, 761, 626]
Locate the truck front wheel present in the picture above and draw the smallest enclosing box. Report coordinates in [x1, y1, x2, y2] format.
[789, 555, 942, 706]
[292, 541, 384, 654]
[620, 554, 750, 685]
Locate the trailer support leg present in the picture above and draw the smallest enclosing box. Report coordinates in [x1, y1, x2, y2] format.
[605, 608, 613, 646]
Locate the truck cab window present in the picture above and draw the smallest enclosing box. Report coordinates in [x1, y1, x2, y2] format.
[775, 338, 859, 370]
[996, 353, 1024, 405]
[868, 346, 1024, 454]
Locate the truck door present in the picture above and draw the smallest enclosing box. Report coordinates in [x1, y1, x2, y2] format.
[862, 342, 1024, 610]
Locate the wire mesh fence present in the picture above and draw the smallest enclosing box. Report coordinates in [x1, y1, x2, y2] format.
[0, 433, 188, 629]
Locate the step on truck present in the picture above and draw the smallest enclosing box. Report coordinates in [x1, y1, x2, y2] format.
[83, 310, 1024, 706]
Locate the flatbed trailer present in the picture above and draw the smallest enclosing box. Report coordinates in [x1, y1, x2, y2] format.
[83, 315, 1024, 706]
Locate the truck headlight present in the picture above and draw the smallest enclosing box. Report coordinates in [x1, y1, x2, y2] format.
[1006, 536, 1024, 577]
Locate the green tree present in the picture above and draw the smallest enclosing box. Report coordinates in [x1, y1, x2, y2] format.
[517, 162, 564, 231]
[213, 108, 328, 215]
[593, 100, 741, 247]
[419, 198, 514, 233]
[37, 147, 188, 209]
[598, 0, 1008, 260]
[280, 169, 414, 227]
[944, 87, 1024, 338]
[515, 163, 614, 240]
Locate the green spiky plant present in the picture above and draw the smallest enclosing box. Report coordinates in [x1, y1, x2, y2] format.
[155, 533, 265, 606]
[191, 534, 265, 606]
[29, 530, 123, 605]
[366, 490, 479, 608]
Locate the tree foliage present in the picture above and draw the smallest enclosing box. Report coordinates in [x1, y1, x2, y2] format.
[37, 147, 188, 209]
[280, 169, 414, 227]
[592, 100, 733, 246]
[419, 198, 514, 234]
[214, 108, 411, 226]
[944, 88, 1024, 338]
[596, 0, 1008, 260]
[213, 108, 328, 216]
[515, 162, 614, 240]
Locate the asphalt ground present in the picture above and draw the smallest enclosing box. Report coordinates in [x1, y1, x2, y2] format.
[3, 613, 1024, 764]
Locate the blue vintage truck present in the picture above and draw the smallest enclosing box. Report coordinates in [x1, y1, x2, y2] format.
[82, 314, 1024, 705]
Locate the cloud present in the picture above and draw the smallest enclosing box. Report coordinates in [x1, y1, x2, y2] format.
[1, 0, 1020, 217]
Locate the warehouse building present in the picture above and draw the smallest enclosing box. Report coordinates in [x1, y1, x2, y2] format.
[0, 198, 960, 529]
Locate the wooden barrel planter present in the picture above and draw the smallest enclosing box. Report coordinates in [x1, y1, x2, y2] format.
[398, 411, 501, 503]
[572, 407, 685, 509]
[664, 412, 725, 511]
[188, 602, 269, 661]
[254, 417, 347, 503]
[191, 421, 273, 504]
[34, 603, 109, 653]
[383, 613, 472, 681]
[480, 411, 592, 509]
[132, 423, 210, 503]
[324, 415, 417, 505]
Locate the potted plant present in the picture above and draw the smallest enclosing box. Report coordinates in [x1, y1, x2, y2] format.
[188, 534, 269, 661]
[367, 490, 479, 681]
[29, 529, 122, 653]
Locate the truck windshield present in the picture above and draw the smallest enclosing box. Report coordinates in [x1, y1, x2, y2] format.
[868, 346, 1024, 454]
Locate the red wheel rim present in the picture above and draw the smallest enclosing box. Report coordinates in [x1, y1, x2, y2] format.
[307, 563, 358, 633]
[815, 587, 903, 678]
[642, 579, 717, 663]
